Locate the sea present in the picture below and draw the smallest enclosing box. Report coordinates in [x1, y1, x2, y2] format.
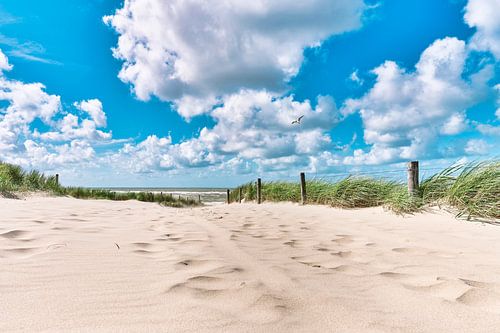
[101, 187, 228, 204]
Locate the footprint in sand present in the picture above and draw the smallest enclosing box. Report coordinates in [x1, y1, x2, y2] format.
[240, 294, 289, 324]
[331, 250, 352, 258]
[329, 264, 366, 276]
[331, 235, 354, 244]
[391, 247, 428, 255]
[174, 259, 221, 270]
[456, 287, 500, 313]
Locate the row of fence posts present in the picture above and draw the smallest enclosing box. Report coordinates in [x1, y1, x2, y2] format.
[54, 161, 420, 205]
[226, 161, 420, 205]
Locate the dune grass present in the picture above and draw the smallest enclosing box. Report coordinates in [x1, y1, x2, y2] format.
[2, 160, 498, 216]
[231, 161, 499, 220]
[0, 162, 198, 207]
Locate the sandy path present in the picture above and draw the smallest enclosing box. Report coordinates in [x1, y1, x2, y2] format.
[1, 197, 500, 332]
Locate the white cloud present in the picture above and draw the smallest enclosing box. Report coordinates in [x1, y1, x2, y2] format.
[109, 90, 342, 174]
[104, 0, 365, 117]
[207, 91, 339, 158]
[74, 99, 107, 127]
[0, 48, 12, 72]
[440, 112, 468, 135]
[349, 69, 363, 85]
[476, 123, 500, 136]
[0, 49, 113, 170]
[0, 78, 62, 151]
[473, 83, 500, 137]
[495, 84, 500, 120]
[342, 37, 493, 165]
[464, 0, 500, 58]
[22, 139, 95, 166]
[464, 138, 490, 155]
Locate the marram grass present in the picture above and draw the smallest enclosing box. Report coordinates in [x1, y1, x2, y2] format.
[2, 160, 498, 217]
[231, 161, 499, 220]
[0, 161, 198, 208]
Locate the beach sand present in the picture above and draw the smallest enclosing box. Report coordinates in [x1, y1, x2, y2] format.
[1, 196, 500, 332]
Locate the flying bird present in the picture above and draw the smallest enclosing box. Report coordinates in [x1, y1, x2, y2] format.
[291, 115, 304, 125]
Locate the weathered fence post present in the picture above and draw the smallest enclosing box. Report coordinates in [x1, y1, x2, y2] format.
[238, 188, 242, 203]
[227, 189, 230, 204]
[257, 178, 262, 204]
[407, 161, 419, 195]
[300, 172, 306, 205]
[55, 174, 59, 186]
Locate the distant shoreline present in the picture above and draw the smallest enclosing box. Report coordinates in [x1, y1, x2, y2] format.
[97, 187, 229, 202]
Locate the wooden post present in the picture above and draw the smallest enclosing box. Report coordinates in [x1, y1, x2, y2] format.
[238, 188, 242, 203]
[300, 172, 306, 205]
[407, 161, 419, 195]
[55, 174, 59, 185]
[257, 178, 262, 204]
[227, 189, 230, 204]
[198, 194, 201, 204]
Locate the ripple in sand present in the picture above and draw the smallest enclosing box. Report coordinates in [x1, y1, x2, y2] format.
[132, 242, 154, 249]
[1, 230, 29, 239]
[5, 247, 37, 254]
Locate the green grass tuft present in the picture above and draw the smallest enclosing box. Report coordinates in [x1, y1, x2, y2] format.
[0, 161, 199, 207]
[231, 161, 499, 220]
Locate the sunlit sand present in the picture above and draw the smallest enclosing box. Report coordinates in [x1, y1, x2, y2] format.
[2, 196, 500, 332]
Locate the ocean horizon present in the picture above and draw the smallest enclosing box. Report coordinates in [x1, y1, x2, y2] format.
[96, 187, 230, 203]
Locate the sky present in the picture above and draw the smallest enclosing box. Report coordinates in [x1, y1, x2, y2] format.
[0, 0, 498, 187]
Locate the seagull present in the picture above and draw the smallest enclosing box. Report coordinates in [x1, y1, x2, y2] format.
[291, 115, 304, 125]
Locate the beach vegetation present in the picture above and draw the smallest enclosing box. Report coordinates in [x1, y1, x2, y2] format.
[0, 161, 198, 207]
[231, 161, 499, 220]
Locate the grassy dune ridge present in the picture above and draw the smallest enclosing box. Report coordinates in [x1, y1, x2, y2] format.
[230, 161, 499, 220]
[0, 162, 199, 207]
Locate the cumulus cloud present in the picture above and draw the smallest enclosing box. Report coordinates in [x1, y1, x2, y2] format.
[104, 0, 365, 117]
[342, 37, 493, 165]
[464, 138, 490, 155]
[476, 123, 500, 136]
[0, 49, 113, 169]
[440, 112, 468, 135]
[111, 90, 341, 173]
[0, 48, 12, 72]
[464, 0, 500, 58]
[74, 99, 107, 127]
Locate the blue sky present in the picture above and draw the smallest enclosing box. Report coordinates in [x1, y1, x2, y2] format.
[0, 0, 498, 187]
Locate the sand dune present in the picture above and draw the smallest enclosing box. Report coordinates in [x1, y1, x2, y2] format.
[1, 197, 500, 332]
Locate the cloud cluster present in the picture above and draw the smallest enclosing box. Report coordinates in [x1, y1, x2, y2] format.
[2, 0, 498, 185]
[104, 0, 365, 118]
[342, 37, 494, 165]
[464, 0, 500, 58]
[0, 49, 111, 169]
[112, 90, 341, 173]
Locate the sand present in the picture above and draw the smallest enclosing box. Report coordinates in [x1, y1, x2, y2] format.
[1, 197, 500, 332]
